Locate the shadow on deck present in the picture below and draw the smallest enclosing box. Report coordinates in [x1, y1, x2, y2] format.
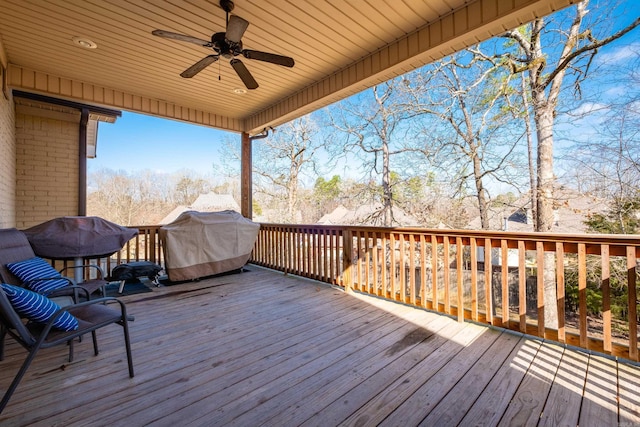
[0, 265, 638, 426]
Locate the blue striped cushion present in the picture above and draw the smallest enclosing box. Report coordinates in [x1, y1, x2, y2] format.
[0, 283, 78, 331]
[6, 257, 70, 294]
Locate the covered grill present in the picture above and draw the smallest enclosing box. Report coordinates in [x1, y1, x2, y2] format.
[159, 210, 259, 282]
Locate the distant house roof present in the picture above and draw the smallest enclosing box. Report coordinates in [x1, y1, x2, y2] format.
[466, 187, 606, 233]
[159, 193, 240, 224]
[190, 193, 240, 211]
[317, 203, 421, 227]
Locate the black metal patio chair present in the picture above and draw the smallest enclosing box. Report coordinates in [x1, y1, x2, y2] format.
[0, 228, 107, 299]
[0, 285, 134, 413]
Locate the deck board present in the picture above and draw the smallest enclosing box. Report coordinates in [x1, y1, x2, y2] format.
[538, 346, 589, 426]
[370, 326, 501, 427]
[417, 331, 523, 426]
[580, 354, 619, 426]
[458, 337, 541, 426]
[497, 341, 564, 426]
[0, 266, 638, 427]
[618, 361, 640, 424]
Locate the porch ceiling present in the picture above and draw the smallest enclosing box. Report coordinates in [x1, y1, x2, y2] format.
[0, 0, 576, 134]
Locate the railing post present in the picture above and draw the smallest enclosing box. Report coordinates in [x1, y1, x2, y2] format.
[343, 229, 353, 293]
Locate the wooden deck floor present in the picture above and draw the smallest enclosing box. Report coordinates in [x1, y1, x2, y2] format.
[0, 266, 638, 426]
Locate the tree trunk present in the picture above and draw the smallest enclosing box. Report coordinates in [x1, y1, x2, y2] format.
[288, 168, 298, 222]
[382, 138, 393, 227]
[534, 101, 556, 232]
[473, 153, 490, 229]
[521, 74, 537, 225]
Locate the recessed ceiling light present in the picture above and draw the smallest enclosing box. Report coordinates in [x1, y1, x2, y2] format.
[72, 36, 97, 49]
[233, 88, 247, 95]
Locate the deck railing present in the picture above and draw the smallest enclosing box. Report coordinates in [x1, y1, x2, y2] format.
[81, 223, 639, 362]
[52, 225, 164, 280]
[252, 224, 640, 362]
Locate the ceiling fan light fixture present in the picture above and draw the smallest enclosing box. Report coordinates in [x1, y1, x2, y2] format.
[72, 36, 97, 49]
[233, 87, 247, 94]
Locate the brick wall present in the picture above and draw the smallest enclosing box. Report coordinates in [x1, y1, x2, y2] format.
[15, 111, 79, 228]
[0, 90, 16, 228]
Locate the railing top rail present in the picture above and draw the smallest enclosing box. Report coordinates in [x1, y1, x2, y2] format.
[256, 223, 640, 246]
[130, 225, 163, 230]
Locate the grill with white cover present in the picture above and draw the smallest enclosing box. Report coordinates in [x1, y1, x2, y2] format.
[159, 210, 259, 282]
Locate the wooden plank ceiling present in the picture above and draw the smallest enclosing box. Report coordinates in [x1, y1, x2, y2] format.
[0, 0, 576, 134]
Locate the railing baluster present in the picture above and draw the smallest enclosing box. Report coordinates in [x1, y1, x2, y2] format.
[373, 232, 380, 296]
[501, 239, 509, 328]
[536, 241, 545, 338]
[356, 231, 363, 291]
[456, 236, 463, 322]
[601, 244, 611, 354]
[342, 229, 353, 293]
[322, 229, 327, 282]
[443, 236, 450, 314]
[470, 237, 478, 321]
[316, 228, 322, 281]
[627, 246, 638, 361]
[409, 234, 416, 306]
[364, 232, 371, 293]
[431, 235, 438, 312]
[389, 233, 397, 299]
[556, 242, 566, 343]
[484, 238, 493, 325]
[518, 240, 526, 333]
[399, 233, 406, 302]
[420, 234, 428, 309]
[329, 230, 335, 284]
[578, 243, 587, 349]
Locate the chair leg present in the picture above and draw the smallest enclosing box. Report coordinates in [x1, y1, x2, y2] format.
[92, 330, 99, 356]
[122, 321, 134, 378]
[68, 339, 74, 362]
[0, 325, 6, 361]
[0, 347, 40, 413]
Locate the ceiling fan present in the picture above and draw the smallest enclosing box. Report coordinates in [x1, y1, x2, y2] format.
[152, 0, 295, 90]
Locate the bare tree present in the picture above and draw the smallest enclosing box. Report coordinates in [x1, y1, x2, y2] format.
[252, 116, 324, 222]
[503, 1, 640, 232]
[174, 175, 211, 206]
[329, 80, 425, 227]
[87, 169, 231, 225]
[570, 100, 640, 232]
[403, 46, 525, 229]
[88, 169, 170, 225]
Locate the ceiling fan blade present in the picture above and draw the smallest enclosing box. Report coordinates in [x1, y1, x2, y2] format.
[226, 15, 249, 43]
[242, 50, 295, 67]
[152, 30, 212, 47]
[180, 55, 219, 78]
[230, 59, 258, 89]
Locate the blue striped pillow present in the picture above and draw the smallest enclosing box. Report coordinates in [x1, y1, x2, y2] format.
[6, 257, 70, 294]
[0, 283, 78, 331]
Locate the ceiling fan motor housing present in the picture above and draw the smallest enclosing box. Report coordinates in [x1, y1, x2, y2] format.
[212, 32, 242, 58]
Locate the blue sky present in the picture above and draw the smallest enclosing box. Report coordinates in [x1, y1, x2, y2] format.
[89, 113, 234, 175]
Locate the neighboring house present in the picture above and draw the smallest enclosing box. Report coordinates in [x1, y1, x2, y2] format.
[467, 187, 606, 233]
[159, 193, 240, 224]
[317, 203, 421, 227]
